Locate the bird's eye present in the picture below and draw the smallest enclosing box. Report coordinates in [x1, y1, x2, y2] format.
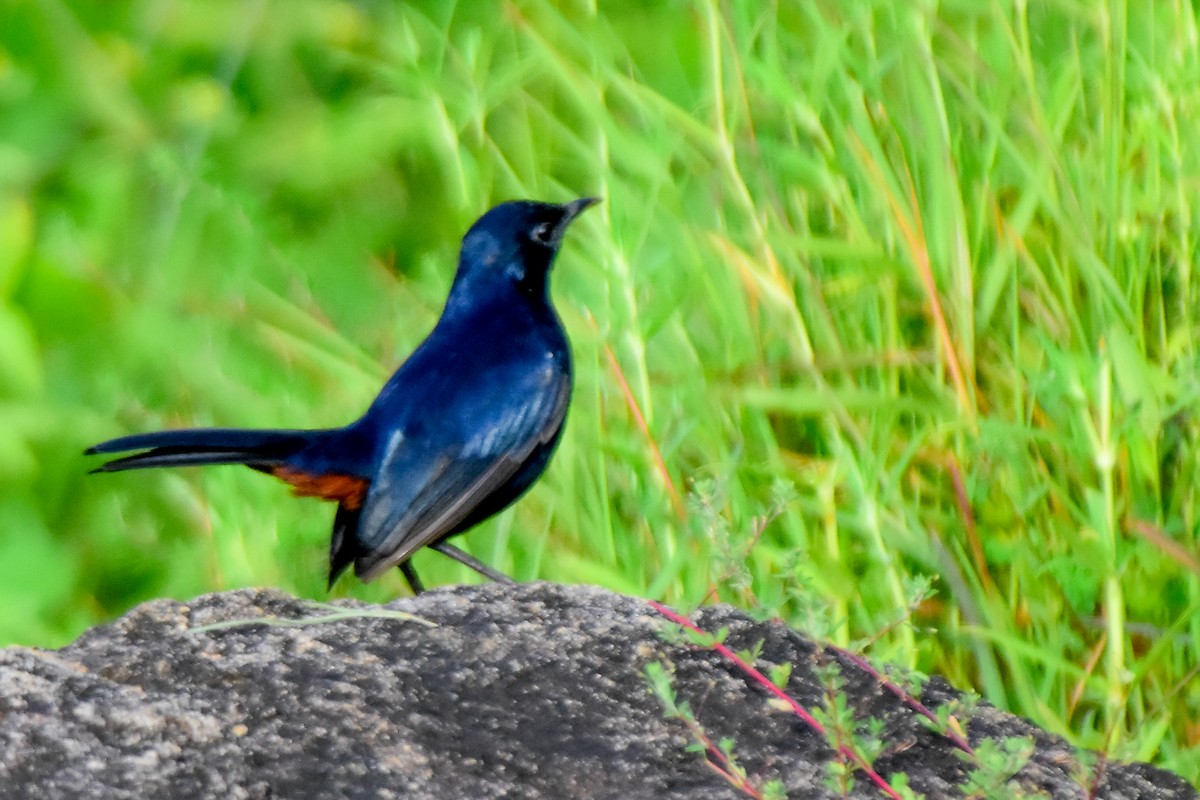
[531, 222, 554, 245]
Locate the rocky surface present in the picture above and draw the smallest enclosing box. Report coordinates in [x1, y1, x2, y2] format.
[0, 583, 1194, 799]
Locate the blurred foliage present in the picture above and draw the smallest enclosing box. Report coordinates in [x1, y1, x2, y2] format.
[1, 0, 1199, 782]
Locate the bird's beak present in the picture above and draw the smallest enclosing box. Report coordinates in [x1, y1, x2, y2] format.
[549, 197, 600, 247]
[561, 196, 601, 225]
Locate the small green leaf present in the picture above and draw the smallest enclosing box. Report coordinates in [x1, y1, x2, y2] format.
[768, 662, 792, 689]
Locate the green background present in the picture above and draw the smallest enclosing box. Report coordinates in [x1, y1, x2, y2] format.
[2, 0, 1198, 782]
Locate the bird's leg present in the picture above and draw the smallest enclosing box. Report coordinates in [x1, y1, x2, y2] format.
[399, 561, 426, 595]
[431, 542, 517, 585]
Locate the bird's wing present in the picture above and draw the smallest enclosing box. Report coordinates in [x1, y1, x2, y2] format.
[353, 364, 569, 581]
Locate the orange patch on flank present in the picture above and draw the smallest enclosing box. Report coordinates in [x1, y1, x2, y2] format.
[272, 467, 369, 510]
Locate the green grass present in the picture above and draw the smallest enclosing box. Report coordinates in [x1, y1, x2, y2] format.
[2, 0, 1198, 784]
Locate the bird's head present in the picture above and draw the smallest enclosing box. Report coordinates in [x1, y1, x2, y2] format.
[449, 197, 599, 306]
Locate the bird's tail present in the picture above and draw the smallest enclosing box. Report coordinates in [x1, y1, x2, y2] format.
[86, 428, 318, 473]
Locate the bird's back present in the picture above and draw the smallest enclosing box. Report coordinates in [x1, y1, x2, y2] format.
[359, 289, 571, 447]
[338, 285, 574, 579]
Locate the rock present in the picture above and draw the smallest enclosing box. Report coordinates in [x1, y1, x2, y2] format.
[0, 583, 1193, 799]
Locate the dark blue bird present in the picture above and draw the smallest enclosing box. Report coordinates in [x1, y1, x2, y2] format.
[87, 198, 597, 593]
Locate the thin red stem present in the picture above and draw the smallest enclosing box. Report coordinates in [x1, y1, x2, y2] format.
[829, 644, 974, 756]
[650, 600, 903, 800]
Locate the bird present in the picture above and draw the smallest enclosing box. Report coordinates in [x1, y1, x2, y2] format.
[86, 197, 597, 594]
